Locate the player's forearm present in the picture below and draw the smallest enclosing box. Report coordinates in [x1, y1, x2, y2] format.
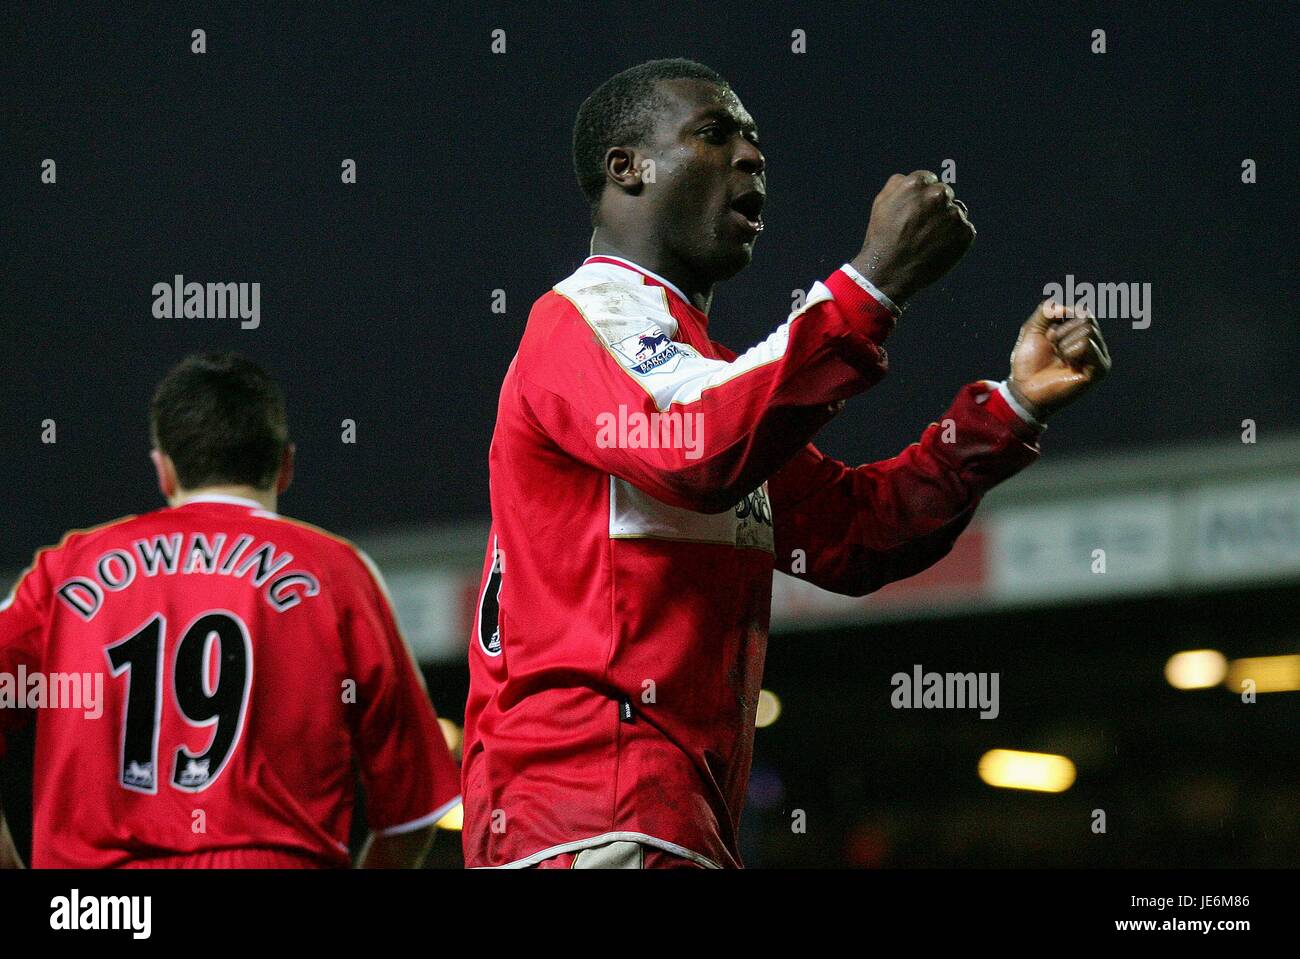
[672, 267, 902, 510]
[772, 382, 1039, 596]
[356, 825, 436, 869]
[0, 806, 25, 869]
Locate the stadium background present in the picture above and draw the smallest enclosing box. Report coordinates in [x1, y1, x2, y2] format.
[2, 3, 1296, 867]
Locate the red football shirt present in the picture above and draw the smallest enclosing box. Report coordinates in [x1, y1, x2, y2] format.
[0, 495, 460, 868]
[462, 256, 1042, 868]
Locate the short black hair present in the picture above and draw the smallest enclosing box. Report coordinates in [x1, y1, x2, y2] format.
[150, 353, 288, 491]
[573, 58, 728, 215]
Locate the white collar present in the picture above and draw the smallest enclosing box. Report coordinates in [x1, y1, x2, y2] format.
[583, 254, 692, 308]
[175, 492, 266, 510]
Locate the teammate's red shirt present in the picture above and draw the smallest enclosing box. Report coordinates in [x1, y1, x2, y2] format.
[0, 495, 460, 868]
[463, 256, 1043, 868]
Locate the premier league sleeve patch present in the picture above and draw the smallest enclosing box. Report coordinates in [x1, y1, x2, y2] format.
[611, 325, 684, 376]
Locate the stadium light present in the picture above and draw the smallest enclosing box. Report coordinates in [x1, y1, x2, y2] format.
[756, 689, 782, 728]
[978, 749, 1076, 793]
[1224, 655, 1300, 694]
[1164, 649, 1228, 689]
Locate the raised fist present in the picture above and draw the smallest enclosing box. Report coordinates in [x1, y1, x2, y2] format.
[851, 171, 976, 306]
[1007, 300, 1112, 420]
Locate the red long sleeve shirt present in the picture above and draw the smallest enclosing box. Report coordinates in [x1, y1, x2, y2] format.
[462, 255, 1042, 868]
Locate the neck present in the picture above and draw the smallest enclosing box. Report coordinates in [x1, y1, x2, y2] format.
[172, 485, 276, 512]
[590, 228, 714, 314]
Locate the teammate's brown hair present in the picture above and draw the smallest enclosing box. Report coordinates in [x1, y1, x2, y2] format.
[150, 352, 289, 491]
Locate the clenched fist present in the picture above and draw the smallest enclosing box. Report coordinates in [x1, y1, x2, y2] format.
[851, 171, 976, 306]
[1006, 300, 1112, 420]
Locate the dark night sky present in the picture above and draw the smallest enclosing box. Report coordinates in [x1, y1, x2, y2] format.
[3, 2, 1297, 567]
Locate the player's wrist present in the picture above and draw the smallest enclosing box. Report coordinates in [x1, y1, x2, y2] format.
[1004, 378, 1050, 425]
[849, 249, 914, 308]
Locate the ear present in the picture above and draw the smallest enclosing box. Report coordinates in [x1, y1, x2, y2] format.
[275, 443, 295, 496]
[604, 146, 645, 193]
[151, 449, 178, 500]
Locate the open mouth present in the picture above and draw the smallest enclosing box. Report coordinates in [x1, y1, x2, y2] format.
[729, 190, 765, 234]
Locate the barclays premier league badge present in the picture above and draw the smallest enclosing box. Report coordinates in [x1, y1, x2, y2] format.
[613, 325, 683, 376]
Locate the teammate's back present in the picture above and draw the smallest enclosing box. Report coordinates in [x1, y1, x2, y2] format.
[0, 353, 459, 868]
